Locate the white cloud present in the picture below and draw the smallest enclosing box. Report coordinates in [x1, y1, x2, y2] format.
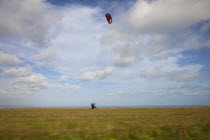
[117, 90, 149, 96]
[0, 64, 51, 94]
[42, 5, 107, 73]
[0, 52, 22, 66]
[2, 65, 32, 77]
[1, 67, 80, 94]
[103, 31, 186, 67]
[112, 45, 140, 66]
[31, 50, 56, 62]
[0, 59, 81, 94]
[140, 55, 203, 81]
[106, 90, 150, 97]
[161, 83, 210, 96]
[12, 73, 48, 86]
[161, 84, 179, 90]
[123, 71, 135, 80]
[181, 39, 210, 51]
[59, 75, 69, 82]
[101, 0, 210, 68]
[52, 83, 80, 90]
[63, 83, 80, 90]
[129, 0, 210, 32]
[79, 66, 114, 81]
[0, 0, 209, 106]
[113, 55, 136, 67]
[0, 0, 59, 46]
[180, 84, 210, 91]
[184, 92, 200, 96]
[0, 72, 50, 94]
[31, 50, 56, 66]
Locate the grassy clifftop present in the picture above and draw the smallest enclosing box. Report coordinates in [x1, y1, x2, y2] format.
[0, 107, 209, 140]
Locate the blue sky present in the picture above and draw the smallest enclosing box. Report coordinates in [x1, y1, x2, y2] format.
[0, 0, 210, 107]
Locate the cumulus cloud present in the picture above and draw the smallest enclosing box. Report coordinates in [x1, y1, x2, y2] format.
[2, 65, 32, 77]
[180, 84, 210, 91]
[1, 65, 80, 94]
[0, 0, 59, 46]
[59, 75, 69, 82]
[113, 45, 140, 66]
[41, 5, 107, 73]
[52, 83, 80, 90]
[101, 0, 210, 69]
[12, 73, 48, 86]
[31, 50, 56, 66]
[184, 92, 200, 96]
[79, 66, 114, 81]
[140, 55, 203, 81]
[0, 0, 209, 106]
[0, 64, 50, 94]
[31, 50, 55, 61]
[161, 83, 210, 96]
[129, 0, 210, 32]
[0, 72, 50, 94]
[0, 52, 22, 66]
[123, 71, 135, 80]
[181, 39, 210, 51]
[106, 90, 150, 97]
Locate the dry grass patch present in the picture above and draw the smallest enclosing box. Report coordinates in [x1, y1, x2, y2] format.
[0, 107, 209, 140]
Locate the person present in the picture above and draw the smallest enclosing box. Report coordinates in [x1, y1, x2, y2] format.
[91, 102, 94, 109]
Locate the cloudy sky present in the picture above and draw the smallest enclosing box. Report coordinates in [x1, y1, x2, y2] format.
[0, 0, 210, 107]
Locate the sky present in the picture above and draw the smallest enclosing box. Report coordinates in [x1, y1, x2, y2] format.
[0, 0, 210, 107]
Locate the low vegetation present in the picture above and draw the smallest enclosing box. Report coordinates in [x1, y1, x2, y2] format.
[0, 107, 209, 140]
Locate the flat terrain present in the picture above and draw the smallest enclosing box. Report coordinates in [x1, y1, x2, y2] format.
[0, 107, 209, 140]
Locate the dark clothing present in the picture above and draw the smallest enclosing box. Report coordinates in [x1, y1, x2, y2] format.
[91, 102, 96, 109]
[91, 103, 94, 109]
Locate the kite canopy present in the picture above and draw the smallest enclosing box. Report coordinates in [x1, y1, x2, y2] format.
[105, 13, 112, 24]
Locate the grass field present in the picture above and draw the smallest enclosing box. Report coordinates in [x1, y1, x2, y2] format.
[0, 107, 209, 140]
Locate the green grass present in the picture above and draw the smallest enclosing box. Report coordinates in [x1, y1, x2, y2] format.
[0, 107, 209, 140]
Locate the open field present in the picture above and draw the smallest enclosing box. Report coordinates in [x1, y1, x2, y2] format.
[0, 107, 209, 140]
